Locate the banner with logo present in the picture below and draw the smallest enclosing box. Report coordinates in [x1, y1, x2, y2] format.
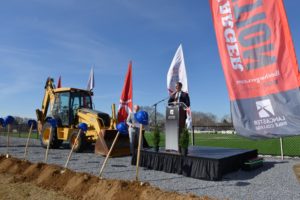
[210, 0, 300, 138]
[117, 61, 133, 123]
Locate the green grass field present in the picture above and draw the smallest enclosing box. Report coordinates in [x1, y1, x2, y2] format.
[0, 132, 39, 139]
[2, 130, 300, 156]
[144, 131, 300, 156]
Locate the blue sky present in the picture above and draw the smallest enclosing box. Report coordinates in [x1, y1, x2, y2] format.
[0, 0, 299, 120]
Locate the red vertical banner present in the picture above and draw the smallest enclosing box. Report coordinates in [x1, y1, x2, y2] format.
[117, 61, 133, 123]
[210, 0, 299, 100]
[57, 76, 62, 88]
[210, 0, 300, 138]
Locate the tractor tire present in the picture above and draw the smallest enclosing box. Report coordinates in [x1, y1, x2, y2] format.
[40, 122, 63, 149]
[68, 131, 86, 153]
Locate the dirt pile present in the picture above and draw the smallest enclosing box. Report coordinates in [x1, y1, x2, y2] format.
[0, 155, 214, 200]
[0, 173, 73, 200]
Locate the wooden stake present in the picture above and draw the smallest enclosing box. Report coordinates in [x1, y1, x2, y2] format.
[44, 127, 52, 163]
[63, 129, 82, 171]
[135, 124, 143, 181]
[24, 124, 33, 160]
[99, 132, 120, 178]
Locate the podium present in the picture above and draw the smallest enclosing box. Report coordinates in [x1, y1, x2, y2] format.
[165, 104, 186, 151]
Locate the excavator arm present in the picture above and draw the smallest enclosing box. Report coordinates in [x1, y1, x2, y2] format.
[36, 77, 56, 132]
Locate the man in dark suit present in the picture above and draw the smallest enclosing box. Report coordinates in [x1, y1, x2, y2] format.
[168, 82, 190, 108]
[168, 82, 190, 132]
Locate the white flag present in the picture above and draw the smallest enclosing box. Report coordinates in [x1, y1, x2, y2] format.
[167, 44, 192, 129]
[87, 67, 95, 91]
[167, 44, 188, 94]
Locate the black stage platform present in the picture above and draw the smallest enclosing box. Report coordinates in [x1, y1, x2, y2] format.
[131, 146, 257, 181]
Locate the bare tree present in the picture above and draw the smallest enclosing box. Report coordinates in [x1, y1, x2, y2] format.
[192, 111, 218, 126]
[220, 114, 232, 125]
[140, 106, 164, 127]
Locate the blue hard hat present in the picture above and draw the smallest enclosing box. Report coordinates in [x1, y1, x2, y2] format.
[116, 122, 128, 135]
[134, 111, 149, 125]
[78, 123, 88, 132]
[5, 115, 14, 125]
[47, 118, 57, 128]
[27, 120, 37, 129]
[0, 118, 4, 127]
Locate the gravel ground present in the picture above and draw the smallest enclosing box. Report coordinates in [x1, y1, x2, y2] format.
[0, 136, 300, 200]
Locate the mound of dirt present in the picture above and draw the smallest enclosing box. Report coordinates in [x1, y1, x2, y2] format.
[0, 173, 73, 200]
[0, 155, 214, 200]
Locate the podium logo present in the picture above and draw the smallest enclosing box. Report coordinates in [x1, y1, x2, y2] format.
[170, 109, 174, 115]
[256, 99, 275, 118]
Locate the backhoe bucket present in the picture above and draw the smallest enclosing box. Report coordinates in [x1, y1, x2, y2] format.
[95, 129, 130, 157]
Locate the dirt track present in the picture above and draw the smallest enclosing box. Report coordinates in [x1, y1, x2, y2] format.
[0, 155, 213, 200]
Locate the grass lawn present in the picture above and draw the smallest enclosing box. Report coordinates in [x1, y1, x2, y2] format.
[0, 132, 39, 139]
[144, 131, 300, 156]
[2, 130, 300, 156]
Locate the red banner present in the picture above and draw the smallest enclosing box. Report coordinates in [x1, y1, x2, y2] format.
[210, 0, 299, 100]
[57, 76, 62, 88]
[117, 61, 133, 123]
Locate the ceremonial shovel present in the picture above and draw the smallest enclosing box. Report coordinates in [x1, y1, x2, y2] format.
[99, 122, 128, 178]
[134, 111, 149, 181]
[24, 120, 37, 160]
[44, 118, 57, 163]
[4, 116, 14, 158]
[62, 123, 88, 173]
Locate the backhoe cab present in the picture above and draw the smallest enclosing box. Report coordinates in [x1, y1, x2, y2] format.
[36, 77, 129, 155]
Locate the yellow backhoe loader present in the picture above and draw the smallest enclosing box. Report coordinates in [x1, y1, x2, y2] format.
[36, 77, 130, 156]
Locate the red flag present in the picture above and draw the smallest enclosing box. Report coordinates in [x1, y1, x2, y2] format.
[117, 61, 133, 123]
[57, 76, 62, 88]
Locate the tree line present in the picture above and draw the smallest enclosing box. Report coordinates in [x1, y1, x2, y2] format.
[140, 106, 233, 127]
[4, 107, 233, 128]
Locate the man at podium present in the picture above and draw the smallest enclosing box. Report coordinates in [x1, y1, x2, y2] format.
[168, 82, 190, 108]
[166, 81, 190, 151]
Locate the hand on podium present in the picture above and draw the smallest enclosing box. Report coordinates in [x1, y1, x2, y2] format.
[168, 101, 188, 110]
